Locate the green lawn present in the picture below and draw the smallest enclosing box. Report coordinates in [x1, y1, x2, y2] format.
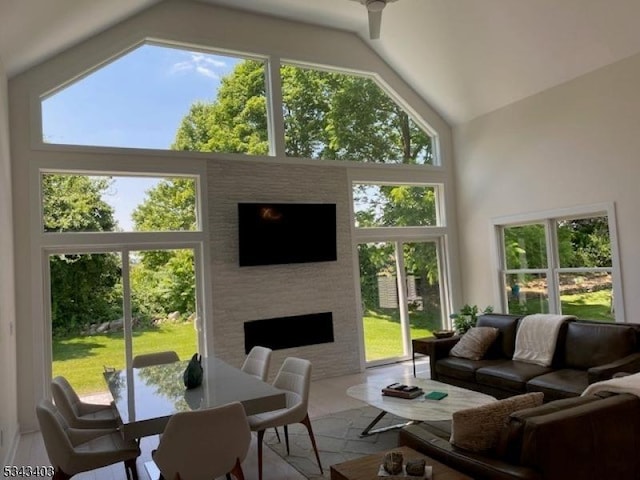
[53, 322, 197, 395]
[365, 290, 614, 361]
[363, 308, 441, 362]
[509, 289, 614, 322]
[54, 290, 615, 394]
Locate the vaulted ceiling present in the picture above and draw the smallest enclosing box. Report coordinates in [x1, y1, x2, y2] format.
[3, 0, 640, 125]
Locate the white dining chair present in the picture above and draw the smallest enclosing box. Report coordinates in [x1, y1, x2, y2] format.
[51, 376, 119, 429]
[247, 357, 322, 480]
[37, 399, 140, 480]
[241, 346, 272, 381]
[132, 350, 180, 368]
[152, 401, 251, 480]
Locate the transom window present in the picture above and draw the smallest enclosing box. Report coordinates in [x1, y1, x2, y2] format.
[496, 208, 620, 322]
[352, 183, 439, 227]
[41, 173, 198, 233]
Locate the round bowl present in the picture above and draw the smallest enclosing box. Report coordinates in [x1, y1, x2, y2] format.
[433, 330, 456, 339]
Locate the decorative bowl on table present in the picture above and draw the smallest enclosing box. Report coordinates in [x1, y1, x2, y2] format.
[433, 330, 455, 339]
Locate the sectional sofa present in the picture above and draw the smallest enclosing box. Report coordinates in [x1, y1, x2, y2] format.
[424, 314, 640, 402]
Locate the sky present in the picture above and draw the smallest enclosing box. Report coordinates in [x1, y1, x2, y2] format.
[41, 44, 240, 230]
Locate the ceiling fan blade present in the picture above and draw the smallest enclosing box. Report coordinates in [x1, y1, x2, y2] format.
[368, 9, 382, 40]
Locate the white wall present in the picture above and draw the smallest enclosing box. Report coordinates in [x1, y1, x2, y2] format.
[8, 1, 454, 431]
[0, 56, 19, 466]
[454, 50, 640, 319]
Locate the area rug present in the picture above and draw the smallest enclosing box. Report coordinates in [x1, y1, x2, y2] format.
[264, 406, 406, 479]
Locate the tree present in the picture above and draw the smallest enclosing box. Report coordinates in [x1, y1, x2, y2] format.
[130, 178, 197, 321]
[168, 60, 439, 316]
[43, 174, 122, 335]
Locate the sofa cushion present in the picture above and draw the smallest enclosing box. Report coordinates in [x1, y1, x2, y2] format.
[435, 357, 508, 382]
[495, 394, 601, 463]
[450, 327, 499, 360]
[564, 322, 637, 369]
[477, 314, 521, 359]
[526, 369, 589, 399]
[476, 361, 552, 393]
[450, 392, 543, 452]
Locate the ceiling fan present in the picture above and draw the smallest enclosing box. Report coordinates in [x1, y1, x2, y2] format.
[350, 0, 399, 40]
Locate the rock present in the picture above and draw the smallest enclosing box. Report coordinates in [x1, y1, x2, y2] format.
[383, 451, 403, 475]
[168, 311, 181, 322]
[188, 312, 197, 323]
[96, 321, 110, 333]
[110, 319, 124, 331]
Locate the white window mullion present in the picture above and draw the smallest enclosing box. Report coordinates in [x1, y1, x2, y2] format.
[394, 241, 411, 357]
[265, 56, 286, 157]
[546, 219, 560, 314]
[121, 249, 133, 369]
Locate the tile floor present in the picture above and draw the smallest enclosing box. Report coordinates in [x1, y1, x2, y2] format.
[10, 357, 431, 480]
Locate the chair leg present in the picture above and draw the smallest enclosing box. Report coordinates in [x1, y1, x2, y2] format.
[284, 424, 290, 455]
[301, 414, 323, 474]
[229, 458, 245, 480]
[124, 458, 139, 480]
[274, 426, 281, 442]
[257, 429, 265, 480]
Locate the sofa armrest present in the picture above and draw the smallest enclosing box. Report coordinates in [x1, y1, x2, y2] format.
[587, 352, 640, 383]
[399, 424, 541, 480]
[413, 336, 461, 380]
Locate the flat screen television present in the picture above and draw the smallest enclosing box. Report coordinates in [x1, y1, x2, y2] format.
[238, 202, 337, 266]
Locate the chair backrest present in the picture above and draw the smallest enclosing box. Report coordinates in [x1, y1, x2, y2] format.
[132, 350, 180, 368]
[241, 346, 272, 381]
[273, 357, 312, 410]
[51, 376, 83, 422]
[36, 399, 74, 473]
[153, 401, 251, 480]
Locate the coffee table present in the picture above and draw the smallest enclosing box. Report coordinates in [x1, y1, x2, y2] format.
[347, 378, 495, 436]
[330, 446, 472, 480]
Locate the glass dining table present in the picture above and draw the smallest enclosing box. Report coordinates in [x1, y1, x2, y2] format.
[104, 356, 286, 441]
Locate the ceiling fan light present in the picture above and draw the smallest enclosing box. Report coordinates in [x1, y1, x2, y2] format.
[366, 0, 387, 13]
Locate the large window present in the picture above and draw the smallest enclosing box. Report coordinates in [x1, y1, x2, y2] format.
[496, 207, 620, 321]
[353, 181, 448, 365]
[42, 169, 205, 398]
[281, 64, 435, 164]
[40, 42, 439, 166]
[42, 44, 268, 154]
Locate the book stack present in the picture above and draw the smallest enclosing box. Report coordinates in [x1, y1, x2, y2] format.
[381, 383, 424, 399]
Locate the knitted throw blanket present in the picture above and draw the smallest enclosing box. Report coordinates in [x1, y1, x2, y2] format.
[513, 314, 574, 367]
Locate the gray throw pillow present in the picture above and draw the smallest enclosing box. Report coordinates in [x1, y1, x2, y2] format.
[449, 326, 499, 360]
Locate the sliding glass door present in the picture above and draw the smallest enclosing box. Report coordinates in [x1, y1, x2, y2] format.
[49, 246, 200, 399]
[358, 240, 445, 365]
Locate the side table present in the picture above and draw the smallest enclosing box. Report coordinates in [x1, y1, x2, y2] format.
[330, 446, 472, 480]
[412, 337, 435, 377]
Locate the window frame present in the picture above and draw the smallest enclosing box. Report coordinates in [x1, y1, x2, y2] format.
[32, 156, 212, 396]
[492, 203, 624, 321]
[34, 40, 442, 168]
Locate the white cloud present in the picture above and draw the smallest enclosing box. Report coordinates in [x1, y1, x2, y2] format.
[170, 52, 228, 79]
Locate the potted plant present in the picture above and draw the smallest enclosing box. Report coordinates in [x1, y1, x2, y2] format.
[450, 304, 494, 334]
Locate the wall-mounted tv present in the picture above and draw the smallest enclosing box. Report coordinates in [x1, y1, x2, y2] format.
[238, 202, 337, 266]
